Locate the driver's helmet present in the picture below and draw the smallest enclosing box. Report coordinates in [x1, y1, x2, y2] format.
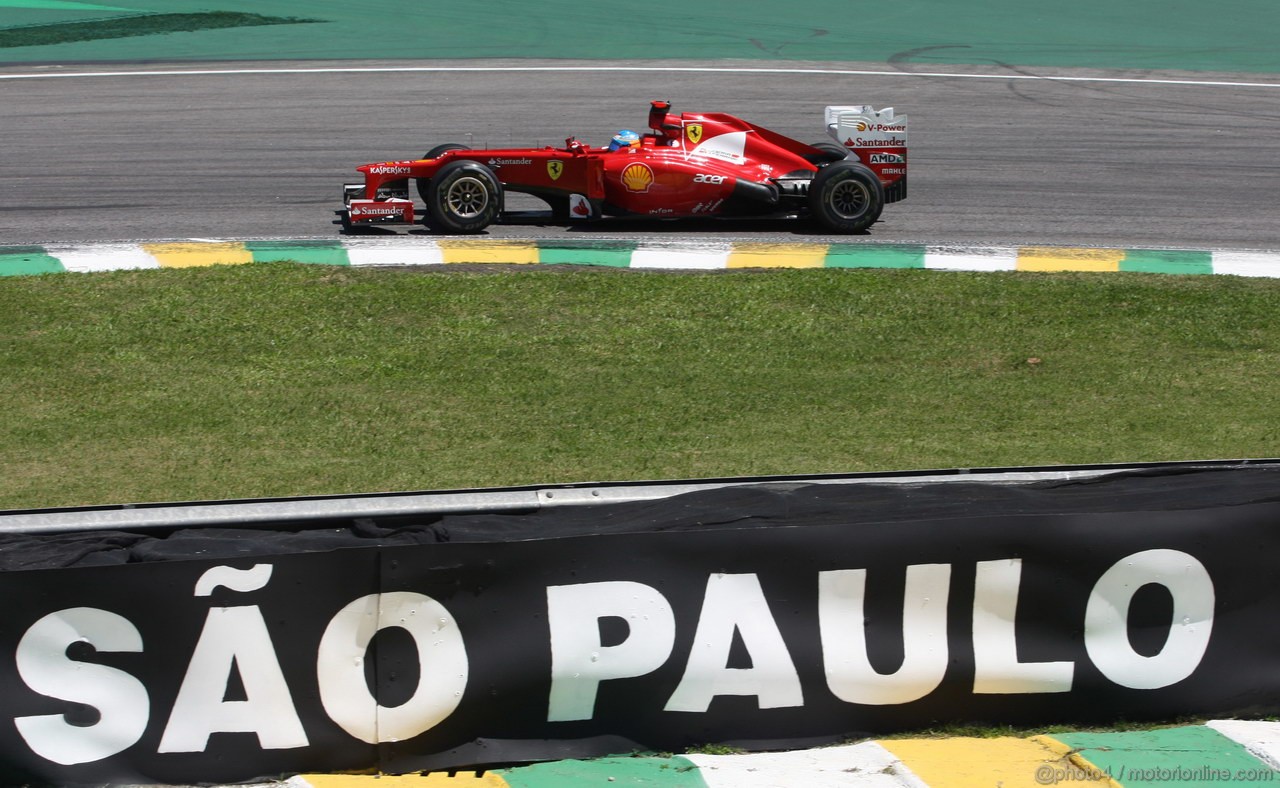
[608, 129, 641, 151]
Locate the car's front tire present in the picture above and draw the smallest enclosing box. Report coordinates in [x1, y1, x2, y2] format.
[808, 161, 884, 233]
[424, 160, 502, 234]
[417, 143, 469, 203]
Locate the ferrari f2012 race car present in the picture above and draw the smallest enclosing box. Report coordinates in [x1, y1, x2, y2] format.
[339, 101, 907, 234]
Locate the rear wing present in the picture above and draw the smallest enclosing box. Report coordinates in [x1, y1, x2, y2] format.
[825, 106, 908, 203]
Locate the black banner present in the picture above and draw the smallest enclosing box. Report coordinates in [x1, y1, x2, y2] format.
[0, 466, 1278, 784]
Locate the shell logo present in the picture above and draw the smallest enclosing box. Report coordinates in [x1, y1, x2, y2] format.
[855, 121, 869, 132]
[621, 162, 654, 193]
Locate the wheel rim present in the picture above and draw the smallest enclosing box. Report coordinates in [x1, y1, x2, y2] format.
[828, 178, 870, 219]
[445, 176, 489, 218]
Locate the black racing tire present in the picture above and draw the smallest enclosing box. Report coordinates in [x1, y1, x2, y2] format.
[424, 160, 502, 234]
[808, 161, 884, 234]
[806, 141, 851, 163]
[417, 143, 470, 203]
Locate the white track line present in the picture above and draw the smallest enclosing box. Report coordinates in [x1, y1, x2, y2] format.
[2, 65, 1278, 89]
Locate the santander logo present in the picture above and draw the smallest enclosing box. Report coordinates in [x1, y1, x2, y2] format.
[570, 194, 591, 217]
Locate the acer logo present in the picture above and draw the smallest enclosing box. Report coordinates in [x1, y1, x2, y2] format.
[693, 174, 727, 185]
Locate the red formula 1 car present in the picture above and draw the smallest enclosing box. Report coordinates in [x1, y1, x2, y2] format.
[339, 100, 907, 235]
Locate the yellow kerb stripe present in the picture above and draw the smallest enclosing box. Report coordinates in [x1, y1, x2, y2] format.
[879, 735, 1112, 787]
[142, 242, 253, 268]
[1017, 246, 1124, 272]
[437, 241, 540, 265]
[1031, 735, 1124, 788]
[297, 772, 508, 787]
[727, 243, 830, 269]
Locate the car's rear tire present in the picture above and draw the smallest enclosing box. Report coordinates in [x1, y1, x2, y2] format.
[417, 143, 469, 203]
[424, 160, 502, 234]
[808, 161, 884, 233]
[805, 141, 851, 164]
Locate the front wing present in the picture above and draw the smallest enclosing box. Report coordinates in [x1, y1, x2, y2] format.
[341, 149, 605, 230]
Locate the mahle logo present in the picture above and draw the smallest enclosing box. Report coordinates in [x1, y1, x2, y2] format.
[621, 162, 654, 192]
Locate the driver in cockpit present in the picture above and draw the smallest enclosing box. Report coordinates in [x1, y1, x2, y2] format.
[607, 129, 641, 151]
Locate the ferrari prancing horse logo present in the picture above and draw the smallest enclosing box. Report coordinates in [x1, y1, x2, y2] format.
[547, 160, 564, 180]
[686, 124, 703, 145]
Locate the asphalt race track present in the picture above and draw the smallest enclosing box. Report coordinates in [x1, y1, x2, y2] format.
[2, 59, 1279, 250]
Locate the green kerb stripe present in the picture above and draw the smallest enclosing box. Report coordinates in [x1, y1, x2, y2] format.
[0, 248, 66, 276]
[824, 243, 926, 268]
[246, 241, 350, 266]
[1054, 726, 1277, 787]
[498, 755, 708, 787]
[1121, 249, 1214, 274]
[537, 242, 639, 268]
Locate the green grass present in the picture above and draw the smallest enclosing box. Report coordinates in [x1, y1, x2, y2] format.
[683, 743, 745, 755]
[872, 716, 1210, 741]
[1, 264, 1278, 510]
[0, 12, 315, 49]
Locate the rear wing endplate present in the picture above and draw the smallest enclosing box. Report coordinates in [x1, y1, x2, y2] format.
[824, 106, 908, 202]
